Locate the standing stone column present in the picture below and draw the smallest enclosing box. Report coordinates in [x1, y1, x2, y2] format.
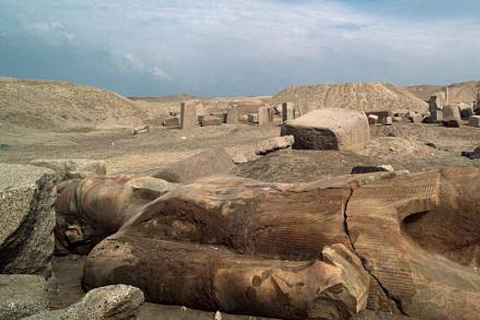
[429, 96, 439, 122]
[226, 105, 238, 124]
[282, 102, 295, 123]
[258, 106, 271, 126]
[476, 92, 480, 115]
[180, 102, 196, 130]
[445, 87, 450, 104]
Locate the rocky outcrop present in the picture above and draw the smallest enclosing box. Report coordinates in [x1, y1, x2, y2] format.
[281, 108, 370, 151]
[31, 159, 106, 180]
[0, 274, 48, 320]
[153, 148, 235, 183]
[0, 164, 57, 275]
[25, 285, 144, 320]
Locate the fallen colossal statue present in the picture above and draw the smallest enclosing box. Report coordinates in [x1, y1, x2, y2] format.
[55, 168, 480, 319]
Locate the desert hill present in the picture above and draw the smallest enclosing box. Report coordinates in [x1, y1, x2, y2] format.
[273, 82, 428, 115]
[0, 77, 163, 131]
[406, 81, 480, 105]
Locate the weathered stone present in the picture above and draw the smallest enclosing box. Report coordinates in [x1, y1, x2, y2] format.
[255, 136, 294, 155]
[461, 147, 480, 160]
[442, 104, 461, 121]
[132, 125, 150, 135]
[0, 164, 57, 275]
[153, 148, 235, 183]
[247, 113, 258, 124]
[428, 95, 441, 122]
[408, 114, 423, 124]
[258, 106, 271, 126]
[351, 165, 394, 174]
[200, 116, 222, 127]
[226, 106, 239, 124]
[460, 105, 474, 119]
[210, 112, 227, 123]
[31, 159, 106, 180]
[281, 108, 370, 151]
[25, 285, 144, 320]
[163, 117, 180, 128]
[368, 114, 378, 126]
[393, 116, 403, 123]
[366, 111, 393, 123]
[180, 102, 196, 130]
[469, 115, 480, 127]
[382, 116, 393, 125]
[0, 275, 48, 320]
[281, 102, 295, 123]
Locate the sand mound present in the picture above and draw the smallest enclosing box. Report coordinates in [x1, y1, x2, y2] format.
[0, 77, 158, 131]
[273, 82, 428, 115]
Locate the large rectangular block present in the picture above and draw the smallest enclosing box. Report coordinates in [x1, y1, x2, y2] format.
[180, 103, 197, 130]
[163, 117, 180, 128]
[226, 106, 239, 124]
[282, 102, 295, 123]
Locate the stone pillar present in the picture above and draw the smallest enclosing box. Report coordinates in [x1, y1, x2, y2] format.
[445, 87, 449, 104]
[429, 96, 438, 122]
[282, 102, 295, 123]
[226, 105, 238, 124]
[180, 102, 196, 130]
[258, 106, 271, 126]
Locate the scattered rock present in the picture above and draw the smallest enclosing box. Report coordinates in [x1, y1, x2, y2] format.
[281, 108, 370, 151]
[408, 114, 423, 124]
[461, 147, 480, 160]
[0, 164, 57, 276]
[255, 135, 294, 155]
[425, 142, 437, 149]
[468, 115, 480, 128]
[0, 274, 48, 320]
[368, 114, 379, 126]
[25, 285, 144, 320]
[392, 116, 402, 123]
[132, 125, 150, 135]
[351, 165, 394, 174]
[153, 148, 235, 183]
[31, 159, 106, 180]
[366, 111, 393, 123]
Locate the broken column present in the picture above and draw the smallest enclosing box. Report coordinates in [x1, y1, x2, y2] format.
[226, 105, 238, 124]
[258, 106, 271, 126]
[180, 102, 196, 130]
[445, 86, 450, 104]
[282, 102, 295, 123]
[428, 96, 441, 122]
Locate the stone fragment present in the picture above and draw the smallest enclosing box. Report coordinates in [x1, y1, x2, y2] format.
[0, 275, 48, 320]
[366, 111, 393, 123]
[368, 115, 378, 126]
[180, 102, 197, 130]
[163, 117, 180, 128]
[393, 116, 403, 123]
[408, 114, 423, 124]
[443, 104, 461, 121]
[200, 116, 223, 127]
[461, 147, 480, 160]
[25, 285, 144, 320]
[258, 106, 271, 126]
[0, 164, 57, 276]
[281, 108, 370, 151]
[31, 159, 106, 180]
[351, 165, 394, 174]
[382, 116, 393, 125]
[255, 135, 294, 155]
[247, 113, 258, 124]
[469, 115, 480, 128]
[132, 125, 150, 135]
[460, 105, 474, 119]
[226, 106, 239, 124]
[153, 148, 235, 183]
[281, 102, 295, 123]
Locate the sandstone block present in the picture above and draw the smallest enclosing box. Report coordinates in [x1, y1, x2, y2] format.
[226, 106, 239, 124]
[258, 106, 271, 126]
[0, 275, 48, 320]
[0, 164, 57, 275]
[153, 148, 235, 183]
[255, 135, 294, 155]
[200, 116, 222, 127]
[281, 108, 370, 151]
[281, 102, 295, 123]
[31, 159, 106, 180]
[163, 117, 180, 128]
[180, 103, 196, 130]
[469, 115, 480, 128]
[443, 104, 461, 121]
[247, 113, 258, 124]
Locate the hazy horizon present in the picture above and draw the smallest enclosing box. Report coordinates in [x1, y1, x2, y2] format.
[1, 0, 480, 97]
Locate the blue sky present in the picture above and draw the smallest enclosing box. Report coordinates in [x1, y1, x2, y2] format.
[1, 0, 479, 97]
